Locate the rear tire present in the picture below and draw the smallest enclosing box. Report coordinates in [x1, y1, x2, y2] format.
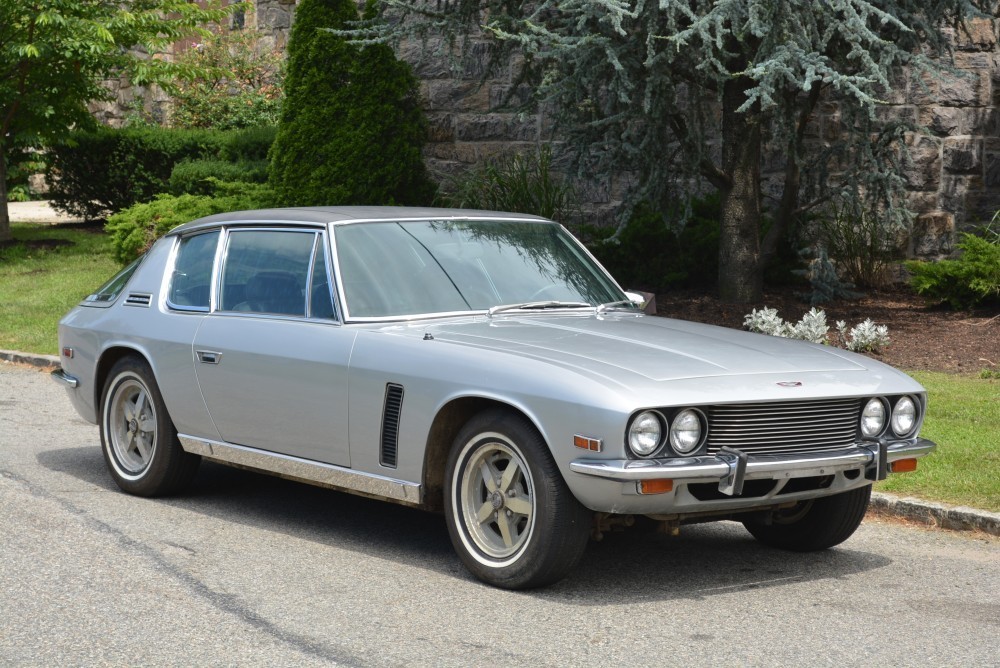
[444, 409, 591, 589]
[100, 356, 200, 496]
[742, 485, 871, 551]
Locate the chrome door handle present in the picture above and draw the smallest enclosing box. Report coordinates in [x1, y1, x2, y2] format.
[197, 350, 223, 365]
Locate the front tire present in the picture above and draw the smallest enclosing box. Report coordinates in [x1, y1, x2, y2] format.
[742, 485, 872, 551]
[444, 409, 590, 589]
[100, 356, 199, 496]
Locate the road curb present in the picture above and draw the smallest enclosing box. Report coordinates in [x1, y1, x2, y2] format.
[1, 350, 59, 370]
[2, 347, 996, 537]
[871, 492, 999, 537]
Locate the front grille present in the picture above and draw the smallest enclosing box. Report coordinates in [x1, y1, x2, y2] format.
[705, 398, 861, 456]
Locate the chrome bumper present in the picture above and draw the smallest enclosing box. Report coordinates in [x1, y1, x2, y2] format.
[50, 367, 79, 389]
[570, 438, 936, 496]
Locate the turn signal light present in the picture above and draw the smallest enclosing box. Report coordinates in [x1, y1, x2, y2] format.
[890, 458, 918, 473]
[639, 479, 673, 495]
[573, 435, 602, 452]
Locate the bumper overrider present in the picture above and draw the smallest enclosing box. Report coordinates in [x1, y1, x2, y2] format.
[570, 438, 936, 497]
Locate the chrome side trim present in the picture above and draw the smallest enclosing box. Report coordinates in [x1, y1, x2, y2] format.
[178, 435, 422, 505]
[570, 438, 936, 483]
[50, 368, 79, 389]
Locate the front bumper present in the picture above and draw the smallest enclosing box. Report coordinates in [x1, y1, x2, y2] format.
[570, 438, 935, 497]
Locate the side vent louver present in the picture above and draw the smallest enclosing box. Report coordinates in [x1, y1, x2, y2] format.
[124, 293, 152, 307]
[379, 384, 404, 468]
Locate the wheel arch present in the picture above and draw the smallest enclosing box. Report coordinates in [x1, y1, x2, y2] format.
[94, 346, 151, 414]
[421, 397, 548, 512]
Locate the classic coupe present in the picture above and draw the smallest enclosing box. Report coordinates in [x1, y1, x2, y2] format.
[53, 207, 934, 588]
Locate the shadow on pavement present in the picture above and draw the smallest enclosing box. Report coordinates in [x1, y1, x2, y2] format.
[37, 444, 892, 603]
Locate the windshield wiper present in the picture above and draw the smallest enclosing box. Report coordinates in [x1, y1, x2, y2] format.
[596, 299, 641, 314]
[487, 301, 592, 317]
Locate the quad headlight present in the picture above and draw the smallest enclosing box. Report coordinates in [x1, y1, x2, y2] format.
[669, 409, 704, 455]
[861, 398, 887, 437]
[628, 411, 664, 457]
[891, 395, 918, 436]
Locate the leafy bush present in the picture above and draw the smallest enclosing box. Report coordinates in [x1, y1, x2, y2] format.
[169, 159, 269, 196]
[268, 0, 436, 206]
[743, 307, 892, 353]
[906, 219, 1000, 310]
[169, 28, 284, 130]
[581, 197, 720, 292]
[46, 126, 229, 219]
[106, 181, 277, 262]
[816, 204, 900, 289]
[794, 247, 862, 305]
[444, 146, 577, 221]
[219, 126, 277, 162]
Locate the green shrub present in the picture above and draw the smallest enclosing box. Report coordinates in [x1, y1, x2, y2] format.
[169, 159, 269, 196]
[46, 126, 229, 219]
[907, 224, 1000, 310]
[815, 203, 900, 289]
[268, 0, 436, 206]
[443, 146, 577, 221]
[580, 197, 721, 292]
[106, 182, 278, 262]
[169, 28, 285, 130]
[219, 126, 277, 162]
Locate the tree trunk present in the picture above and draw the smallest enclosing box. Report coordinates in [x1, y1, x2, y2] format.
[717, 75, 762, 303]
[0, 147, 11, 243]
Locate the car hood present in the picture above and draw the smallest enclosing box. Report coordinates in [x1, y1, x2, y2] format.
[411, 313, 868, 382]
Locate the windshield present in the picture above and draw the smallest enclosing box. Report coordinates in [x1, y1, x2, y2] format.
[334, 220, 625, 318]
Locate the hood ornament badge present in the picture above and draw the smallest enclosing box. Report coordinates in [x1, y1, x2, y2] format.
[776, 381, 803, 387]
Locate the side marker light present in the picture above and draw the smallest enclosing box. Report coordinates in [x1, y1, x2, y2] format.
[639, 479, 673, 495]
[573, 435, 603, 452]
[889, 458, 918, 473]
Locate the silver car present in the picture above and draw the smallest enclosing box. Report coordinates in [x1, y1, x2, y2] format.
[53, 207, 935, 589]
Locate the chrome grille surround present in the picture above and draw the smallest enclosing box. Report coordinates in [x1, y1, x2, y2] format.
[705, 398, 862, 456]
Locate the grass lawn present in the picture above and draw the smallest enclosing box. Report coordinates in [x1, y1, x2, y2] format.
[876, 371, 1000, 513]
[1, 226, 996, 512]
[0, 222, 119, 355]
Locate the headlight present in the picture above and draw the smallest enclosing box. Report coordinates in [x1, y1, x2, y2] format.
[628, 411, 664, 457]
[669, 409, 704, 454]
[891, 396, 918, 436]
[861, 398, 887, 437]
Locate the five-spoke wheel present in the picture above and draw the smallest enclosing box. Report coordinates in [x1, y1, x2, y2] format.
[445, 409, 591, 589]
[100, 356, 199, 496]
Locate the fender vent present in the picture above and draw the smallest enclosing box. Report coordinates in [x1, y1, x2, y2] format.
[380, 384, 404, 468]
[124, 293, 152, 307]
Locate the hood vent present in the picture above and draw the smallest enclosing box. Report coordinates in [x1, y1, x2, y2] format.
[379, 384, 404, 468]
[124, 293, 152, 307]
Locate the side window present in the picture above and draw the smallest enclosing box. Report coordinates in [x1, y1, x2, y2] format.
[85, 255, 145, 304]
[168, 231, 219, 311]
[220, 230, 314, 317]
[309, 236, 336, 319]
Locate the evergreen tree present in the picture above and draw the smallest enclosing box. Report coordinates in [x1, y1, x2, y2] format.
[367, 0, 994, 302]
[269, 0, 435, 206]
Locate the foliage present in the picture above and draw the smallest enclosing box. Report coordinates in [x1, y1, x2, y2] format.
[365, 0, 992, 302]
[580, 197, 720, 293]
[0, 0, 240, 240]
[269, 0, 435, 207]
[794, 247, 863, 306]
[835, 319, 892, 353]
[743, 307, 830, 345]
[169, 159, 269, 196]
[444, 146, 576, 221]
[906, 219, 1000, 310]
[0, 223, 118, 354]
[46, 126, 276, 219]
[876, 371, 999, 513]
[170, 26, 285, 130]
[816, 203, 901, 289]
[106, 181, 277, 263]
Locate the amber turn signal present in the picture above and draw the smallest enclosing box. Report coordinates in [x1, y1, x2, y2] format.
[638, 479, 673, 495]
[573, 435, 602, 452]
[889, 458, 918, 473]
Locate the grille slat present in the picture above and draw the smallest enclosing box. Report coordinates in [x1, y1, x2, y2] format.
[705, 399, 861, 456]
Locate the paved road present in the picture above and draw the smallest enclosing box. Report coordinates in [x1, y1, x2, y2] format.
[2, 363, 998, 667]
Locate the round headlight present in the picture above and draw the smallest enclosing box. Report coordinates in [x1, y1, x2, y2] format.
[861, 398, 887, 437]
[669, 409, 703, 454]
[891, 396, 918, 436]
[628, 411, 663, 457]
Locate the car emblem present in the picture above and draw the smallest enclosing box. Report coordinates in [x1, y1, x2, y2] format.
[776, 381, 803, 387]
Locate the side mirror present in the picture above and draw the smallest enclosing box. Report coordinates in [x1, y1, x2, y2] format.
[625, 290, 657, 315]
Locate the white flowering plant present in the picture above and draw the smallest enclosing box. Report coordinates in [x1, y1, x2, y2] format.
[744, 307, 891, 353]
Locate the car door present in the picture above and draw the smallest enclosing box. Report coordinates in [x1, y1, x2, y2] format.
[192, 227, 355, 467]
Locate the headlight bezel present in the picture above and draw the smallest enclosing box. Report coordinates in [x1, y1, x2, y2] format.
[669, 408, 708, 455]
[626, 410, 667, 458]
[860, 397, 889, 438]
[889, 395, 920, 438]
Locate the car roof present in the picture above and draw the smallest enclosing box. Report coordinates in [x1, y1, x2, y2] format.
[167, 206, 552, 236]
